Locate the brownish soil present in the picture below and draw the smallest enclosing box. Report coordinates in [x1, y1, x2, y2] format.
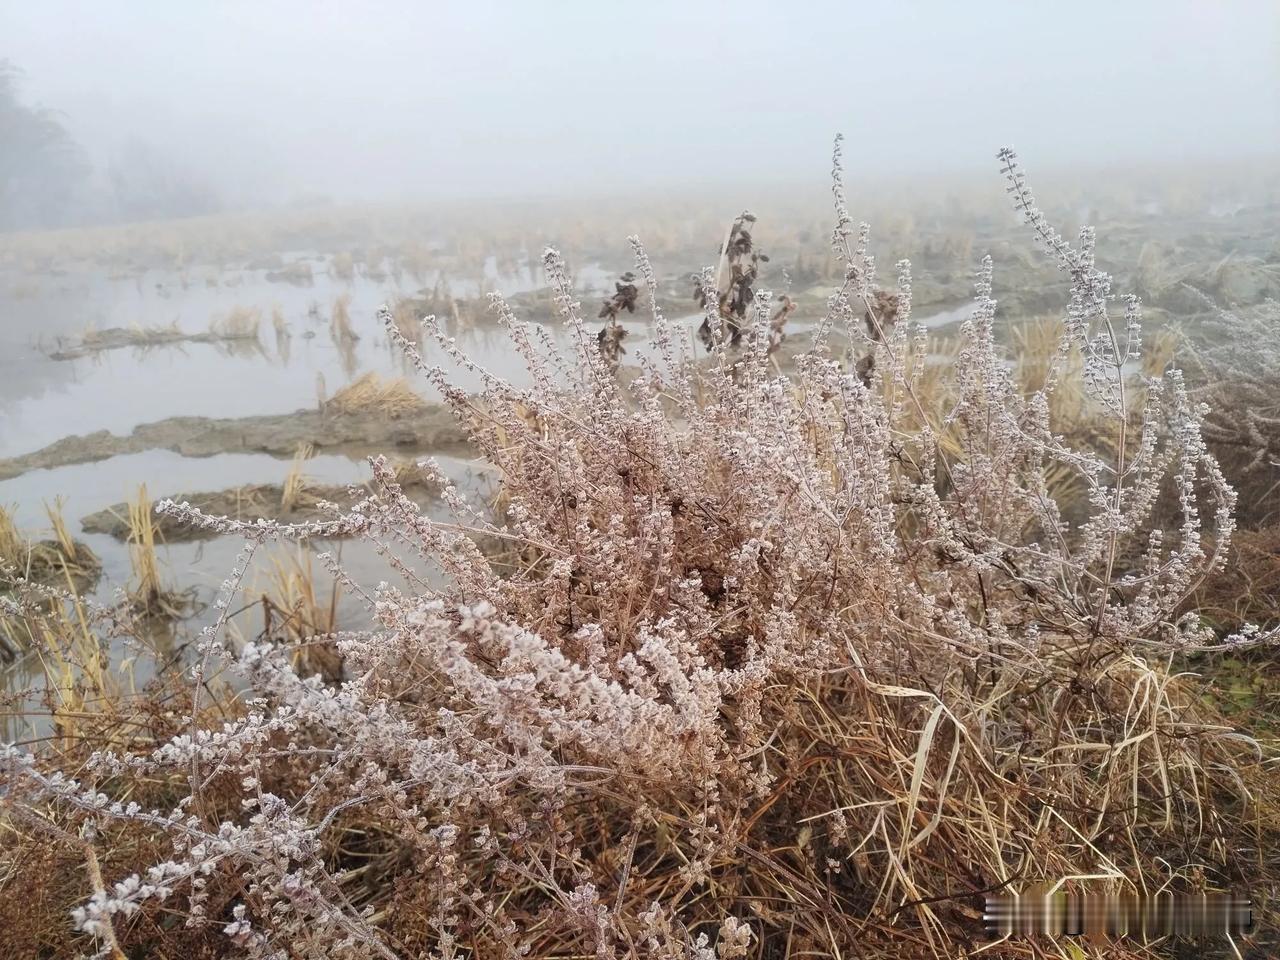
[0, 406, 471, 481]
[81, 475, 442, 542]
[0, 538, 101, 597]
[46, 326, 260, 360]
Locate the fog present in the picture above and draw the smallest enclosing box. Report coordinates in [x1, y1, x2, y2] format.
[3, 0, 1279, 220]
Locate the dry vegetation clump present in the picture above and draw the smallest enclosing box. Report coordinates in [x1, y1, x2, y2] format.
[331, 250, 357, 282]
[258, 546, 343, 685]
[46, 314, 266, 360]
[397, 241, 435, 283]
[271, 303, 288, 338]
[394, 285, 477, 342]
[330, 293, 362, 376]
[0, 576, 268, 955]
[388, 296, 428, 347]
[362, 256, 388, 282]
[0, 502, 103, 663]
[385, 456, 451, 493]
[1, 583, 125, 742]
[123, 485, 192, 619]
[265, 259, 315, 285]
[0, 502, 100, 596]
[1183, 299, 1280, 528]
[272, 304, 292, 363]
[331, 292, 358, 343]
[325, 371, 428, 419]
[81, 470, 441, 545]
[212, 305, 263, 341]
[279, 443, 313, 514]
[1193, 524, 1280, 632]
[83, 485, 323, 543]
[2, 143, 1279, 959]
[48, 321, 184, 359]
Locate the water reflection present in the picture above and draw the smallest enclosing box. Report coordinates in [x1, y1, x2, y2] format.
[0, 254, 617, 459]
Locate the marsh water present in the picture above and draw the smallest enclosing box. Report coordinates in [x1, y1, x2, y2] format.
[5, 196, 1272, 726]
[0, 251, 619, 719]
[1, 254, 589, 457]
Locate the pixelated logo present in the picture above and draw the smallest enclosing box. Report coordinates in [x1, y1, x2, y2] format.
[984, 891, 1253, 939]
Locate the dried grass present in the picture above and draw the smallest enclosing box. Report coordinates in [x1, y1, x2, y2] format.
[0, 503, 24, 570]
[330, 250, 356, 282]
[390, 296, 426, 344]
[324, 371, 426, 418]
[123, 485, 189, 618]
[265, 259, 315, 285]
[210, 305, 262, 340]
[0, 502, 100, 591]
[48, 322, 191, 359]
[280, 443, 314, 513]
[271, 303, 288, 338]
[259, 546, 343, 684]
[1193, 525, 1280, 631]
[330, 292, 358, 344]
[1013, 316, 1086, 425]
[88, 321, 182, 348]
[1183, 300, 1280, 528]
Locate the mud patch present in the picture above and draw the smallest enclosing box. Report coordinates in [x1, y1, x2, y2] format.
[46, 325, 261, 360]
[0, 406, 471, 481]
[0, 538, 101, 588]
[81, 472, 441, 542]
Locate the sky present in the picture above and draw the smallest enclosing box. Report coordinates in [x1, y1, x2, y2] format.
[3, 0, 1278, 208]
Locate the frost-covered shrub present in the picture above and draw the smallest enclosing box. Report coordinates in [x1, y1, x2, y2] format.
[3, 142, 1277, 959]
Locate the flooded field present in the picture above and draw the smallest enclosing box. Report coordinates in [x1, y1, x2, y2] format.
[1, 252, 603, 457]
[0, 245, 622, 724]
[2, 194, 1278, 721]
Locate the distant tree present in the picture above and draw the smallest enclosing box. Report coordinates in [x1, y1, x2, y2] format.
[0, 60, 89, 230]
[108, 136, 221, 222]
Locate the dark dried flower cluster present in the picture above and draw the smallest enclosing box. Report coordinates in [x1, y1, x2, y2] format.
[599, 272, 639, 322]
[597, 272, 637, 370]
[695, 213, 770, 350]
[850, 287, 905, 384]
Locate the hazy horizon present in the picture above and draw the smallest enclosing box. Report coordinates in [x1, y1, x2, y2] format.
[3, 0, 1279, 216]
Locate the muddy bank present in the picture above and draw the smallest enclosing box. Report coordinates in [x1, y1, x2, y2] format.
[82, 473, 442, 542]
[47, 325, 260, 360]
[1, 538, 101, 585]
[0, 406, 471, 481]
